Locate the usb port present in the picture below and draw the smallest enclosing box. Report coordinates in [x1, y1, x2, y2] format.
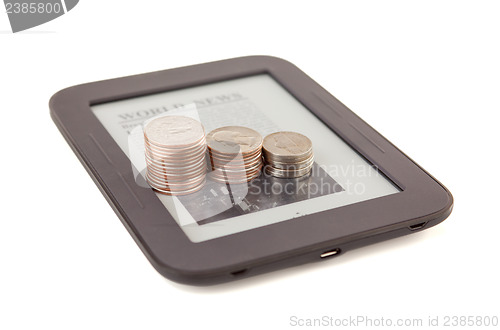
[320, 248, 341, 259]
[408, 222, 428, 231]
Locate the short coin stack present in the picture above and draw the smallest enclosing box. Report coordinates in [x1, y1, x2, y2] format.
[144, 115, 207, 195]
[262, 131, 314, 178]
[207, 126, 263, 183]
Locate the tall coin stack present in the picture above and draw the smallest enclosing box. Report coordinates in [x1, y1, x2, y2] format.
[143, 115, 207, 195]
[207, 126, 263, 183]
[262, 131, 314, 178]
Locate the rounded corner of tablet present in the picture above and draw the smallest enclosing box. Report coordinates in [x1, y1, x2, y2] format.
[434, 183, 454, 221]
[419, 180, 454, 228]
[49, 84, 82, 114]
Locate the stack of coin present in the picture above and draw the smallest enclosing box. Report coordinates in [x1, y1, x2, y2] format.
[143, 115, 207, 195]
[207, 126, 263, 183]
[262, 131, 314, 178]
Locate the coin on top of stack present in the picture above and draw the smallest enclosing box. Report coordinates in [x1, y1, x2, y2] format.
[262, 131, 314, 178]
[207, 126, 263, 183]
[143, 115, 207, 195]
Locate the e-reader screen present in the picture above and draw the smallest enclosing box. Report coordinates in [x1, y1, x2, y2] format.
[91, 74, 400, 242]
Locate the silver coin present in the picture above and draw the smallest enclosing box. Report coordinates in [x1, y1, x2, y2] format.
[262, 151, 312, 164]
[143, 116, 208, 195]
[148, 178, 206, 196]
[144, 115, 205, 148]
[145, 151, 206, 168]
[145, 138, 207, 158]
[267, 155, 314, 170]
[146, 173, 206, 190]
[262, 131, 312, 161]
[264, 163, 313, 178]
[207, 126, 263, 155]
[210, 159, 262, 173]
[262, 131, 314, 178]
[145, 157, 208, 173]
[147, 171, 206, 188]
[146, 165, 207, 182]
[206, 126, 263, 184]
[209, 155, 262, 169]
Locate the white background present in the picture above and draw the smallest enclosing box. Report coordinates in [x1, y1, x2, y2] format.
[1, 1, 499, 329]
